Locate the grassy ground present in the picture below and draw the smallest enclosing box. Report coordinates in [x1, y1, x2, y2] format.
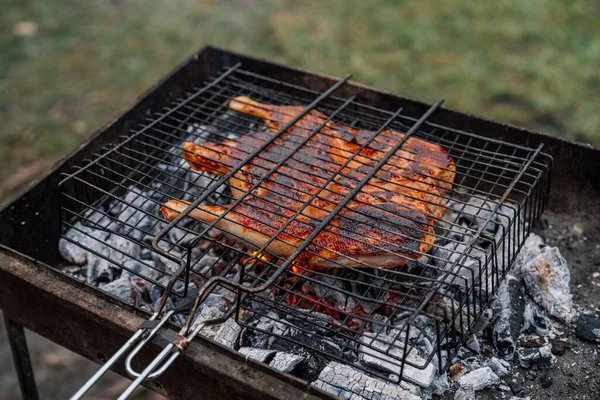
[0, 0, 598, 204]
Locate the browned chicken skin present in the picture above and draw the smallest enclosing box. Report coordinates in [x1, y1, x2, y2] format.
[161, 96, 456, 268]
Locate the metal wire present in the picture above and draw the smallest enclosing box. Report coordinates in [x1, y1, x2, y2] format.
[58, 64, 551, 388]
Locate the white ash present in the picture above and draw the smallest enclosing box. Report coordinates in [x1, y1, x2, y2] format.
[238, 347, 276, 363]
[269, 352, 305, 373]
[520, 246, 574, 323]
[311, 361, 421, 400]
[454, 385, 475, 400]
[487, 357, 511, 378]
[120, 259, 163, 282]
[472, 308, 494, 335]
[433, 196, 515, 290]
[239, 312, 297, 349]
[491, 273, 524, 360]
[200, 318, 241, 349]
[58, 236, 88, 265]
[456, 366, 500, 391]
[512, 233, 545, 277]
[521, 302, 550, 336]
[190, 293, 229, 331]
[428, 374, 451, 396]
[575, 315, 600, 343]
[358, 331, 436, 388]
[98, 277, 140, 305]
[516, 346, 554, 370]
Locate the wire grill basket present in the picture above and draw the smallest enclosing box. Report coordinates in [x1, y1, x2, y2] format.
[58, 63, 551, 397]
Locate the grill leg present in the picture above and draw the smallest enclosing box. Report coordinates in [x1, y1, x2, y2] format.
[4, 315, 39, 400]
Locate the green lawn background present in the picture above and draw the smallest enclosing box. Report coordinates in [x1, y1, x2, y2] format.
[1, 0, 598, 203]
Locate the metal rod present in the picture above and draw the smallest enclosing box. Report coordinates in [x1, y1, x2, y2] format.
[117, 344, 177, 400]
[125, 310, 176, 379]
[4, 316, 39, 400]
[69, 328, 145, 400]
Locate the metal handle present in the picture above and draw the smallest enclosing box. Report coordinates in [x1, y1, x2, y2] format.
[69, 328, 146, 400]
[117, 344, 181, 400]
[124, 310, 178, 379]
[69, 310, 176, 400]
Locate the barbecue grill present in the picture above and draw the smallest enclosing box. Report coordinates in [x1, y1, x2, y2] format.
[1, 46, 598, 400]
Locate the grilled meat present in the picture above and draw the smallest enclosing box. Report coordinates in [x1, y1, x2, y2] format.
[161, 96, 455, 268]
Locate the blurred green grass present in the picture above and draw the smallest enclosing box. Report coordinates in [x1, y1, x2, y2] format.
[1, 0, 599, 203]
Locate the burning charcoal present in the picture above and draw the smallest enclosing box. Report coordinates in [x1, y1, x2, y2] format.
[447, 197, 505, 236]
[460, 356, 481, 371]
[201, 318, 241, 349]
[121, 259, 163, 282]
[516, 346, 554, 369]
[434, 242, 487, 289]
[471, 308, 493, 335]
[358, 332, 435, 388]
[348, 268, 390, 307]
[269, 330, 344, 381]
[454, 385, 475, 400]
[238, 347, 276, 363]
[430, 296, 470, 338]
[487, 357, 510, 378]
[87, 256, 119, 285]
[190, 293, 230, 330]
[311, 361, 421, 400]
[522, 302, 550, 336]
[492, 272, 524, 360]
[60, 221, 117, 284]
[61, 265, 86, 280]
[190, 253, 224, 277]
[449, 363, 468, 380]
[99, 277, 137, 305]
[304, 275, 347, 309]
[239, 313, 293, 349]
[167, 226, 190, 246]
[370, 314, 391, 335]
[521, 246, 574, 323]
[512, 233, 545, 276]
[151, 252, 180, 275]
[549, 339, 567, 356]
[575, 315, 600, 343]
[58, 238, 87, 265]
[540, 375, 554, 388]
[269, 352, 305, 373]
[428, 374, 450, 396]
[453, 346, 474, 361]
[464, 336, 481, 354]
[456, 366, 500, 391]
[170, 281, 199, 308]
[508, 381, 524, 396]
[107, 188, 154, 232]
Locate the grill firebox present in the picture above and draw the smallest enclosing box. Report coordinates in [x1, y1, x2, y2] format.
[57, 59, 550, 390]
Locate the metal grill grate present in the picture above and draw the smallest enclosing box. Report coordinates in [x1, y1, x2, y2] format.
[58, 63, 551, 384]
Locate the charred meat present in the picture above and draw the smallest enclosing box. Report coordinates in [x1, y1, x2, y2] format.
[161, 97, 455, 268]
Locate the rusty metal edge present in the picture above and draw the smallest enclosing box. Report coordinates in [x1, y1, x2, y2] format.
[0, 245, 335, 400]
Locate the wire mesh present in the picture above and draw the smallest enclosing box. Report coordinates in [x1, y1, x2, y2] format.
[58, 64, 551, 383]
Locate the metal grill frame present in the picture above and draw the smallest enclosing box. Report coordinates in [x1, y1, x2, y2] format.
[57, 61, 551, 385]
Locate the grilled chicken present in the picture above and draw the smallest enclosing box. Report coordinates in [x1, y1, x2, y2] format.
[161, 96, 455, 268]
